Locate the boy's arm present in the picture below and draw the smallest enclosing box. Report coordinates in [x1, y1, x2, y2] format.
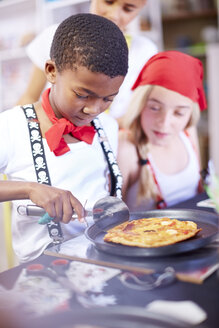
[0, 180, 84, 223]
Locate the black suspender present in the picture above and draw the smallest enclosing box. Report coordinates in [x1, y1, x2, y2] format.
[22, 104, 64, 244]
[92, 118, 123, 199]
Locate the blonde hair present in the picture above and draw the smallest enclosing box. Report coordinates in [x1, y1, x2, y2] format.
[121, 85, 201, 203]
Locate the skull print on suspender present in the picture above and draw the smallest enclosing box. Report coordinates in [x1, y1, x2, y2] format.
[35, 157, 46, 171]
[92, 118, 123, 199]
[22, 104, 64, 244]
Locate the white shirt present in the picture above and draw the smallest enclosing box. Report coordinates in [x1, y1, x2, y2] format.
[109, 34, 158, 118]
[26, 25, 158, 118]
[126, 132, 200, 212]
[0, 106, 118, 262]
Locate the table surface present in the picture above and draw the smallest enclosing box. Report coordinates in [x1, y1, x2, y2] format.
[0, 192, 219, 328]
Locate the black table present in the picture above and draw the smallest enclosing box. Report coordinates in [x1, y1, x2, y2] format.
[0, 192, 219, 328]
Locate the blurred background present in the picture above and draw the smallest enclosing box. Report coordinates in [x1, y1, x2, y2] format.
[0, 0, 219, 271]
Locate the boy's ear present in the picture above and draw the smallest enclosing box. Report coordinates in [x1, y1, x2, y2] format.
[45, 60, 57, 84]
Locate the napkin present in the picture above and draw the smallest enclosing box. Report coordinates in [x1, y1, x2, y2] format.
[201, 160, 219, 212]
[196, 198, 216, 209]
[146, 300, 207, 325]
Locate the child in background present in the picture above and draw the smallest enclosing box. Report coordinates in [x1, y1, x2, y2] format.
[16, 0, 158, 122]
[117, 51, 206, 211]
[0, 13, 128, 262]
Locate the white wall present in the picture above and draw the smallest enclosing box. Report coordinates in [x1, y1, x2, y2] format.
[207, 43, 219, 175]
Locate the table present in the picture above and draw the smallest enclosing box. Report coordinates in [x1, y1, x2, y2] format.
[0, 192, 219, 328]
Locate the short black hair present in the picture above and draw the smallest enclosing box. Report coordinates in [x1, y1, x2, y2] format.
[50, 13, 128, 78]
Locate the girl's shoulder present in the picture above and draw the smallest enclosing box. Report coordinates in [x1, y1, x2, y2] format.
[183, 126, 200, 158]
[183, 127, 199, 147]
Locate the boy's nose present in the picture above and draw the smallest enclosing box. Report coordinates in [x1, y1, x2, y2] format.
[83, 106, 99, 115]
[83, 101, 102, 116]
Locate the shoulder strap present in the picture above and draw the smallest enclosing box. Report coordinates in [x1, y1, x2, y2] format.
[139, 154, 167, 209]
[22, 104, 64, 244]
[92, 117, 123, 199]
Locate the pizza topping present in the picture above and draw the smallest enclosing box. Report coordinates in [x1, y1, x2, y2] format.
[166, 229, 178, 235]
[122, 222, 135, 232]
[144, 230, 156, 232]
[161, 220, 173, 225]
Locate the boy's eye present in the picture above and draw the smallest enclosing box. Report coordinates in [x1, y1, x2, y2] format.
[105, 0, 114, 5]
[103, 96, 114, 103]
[73, 90, 88, 100]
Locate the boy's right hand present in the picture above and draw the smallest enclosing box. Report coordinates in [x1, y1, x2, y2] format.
[28, 182, 85, 224]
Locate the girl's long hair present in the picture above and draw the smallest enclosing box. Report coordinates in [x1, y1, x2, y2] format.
[121, 85, 200, 203]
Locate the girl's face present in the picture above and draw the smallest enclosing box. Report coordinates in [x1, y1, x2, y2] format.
[90, 0, 147, 32]
[140, 86, 193, 147]
[46, 62, 124, 127]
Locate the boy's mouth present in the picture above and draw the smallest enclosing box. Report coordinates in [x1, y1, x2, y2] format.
[74, 115, 94, 126]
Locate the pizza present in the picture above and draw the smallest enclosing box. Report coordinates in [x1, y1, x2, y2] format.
[103, 217, 202, 248]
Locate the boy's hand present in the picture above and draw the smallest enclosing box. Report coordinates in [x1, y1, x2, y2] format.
[28, 182, 85, 223]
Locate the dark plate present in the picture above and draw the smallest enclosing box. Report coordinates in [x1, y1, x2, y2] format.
[85, 209, 219, 257]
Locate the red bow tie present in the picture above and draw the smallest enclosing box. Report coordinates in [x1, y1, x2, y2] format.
[41, 88, 96, 156]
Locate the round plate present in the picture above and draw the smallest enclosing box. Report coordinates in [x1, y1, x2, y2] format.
[85, 209, 219, 257]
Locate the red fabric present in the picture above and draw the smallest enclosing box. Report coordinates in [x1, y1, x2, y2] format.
[41, 89, 96, 156]
[132, 51, 207, 111]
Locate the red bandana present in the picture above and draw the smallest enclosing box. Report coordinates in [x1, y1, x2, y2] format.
[132, 51, 207, 111]
[41, 88, 96, 156]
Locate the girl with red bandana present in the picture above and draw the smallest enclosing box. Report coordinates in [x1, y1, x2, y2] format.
[117, 51, 207, 211]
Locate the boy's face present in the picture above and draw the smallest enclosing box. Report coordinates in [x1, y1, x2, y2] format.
[90, 0, 147, 32]
[46, 62, 124, 126]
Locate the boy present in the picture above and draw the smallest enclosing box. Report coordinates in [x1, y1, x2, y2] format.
[0, 13, 128, 262]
